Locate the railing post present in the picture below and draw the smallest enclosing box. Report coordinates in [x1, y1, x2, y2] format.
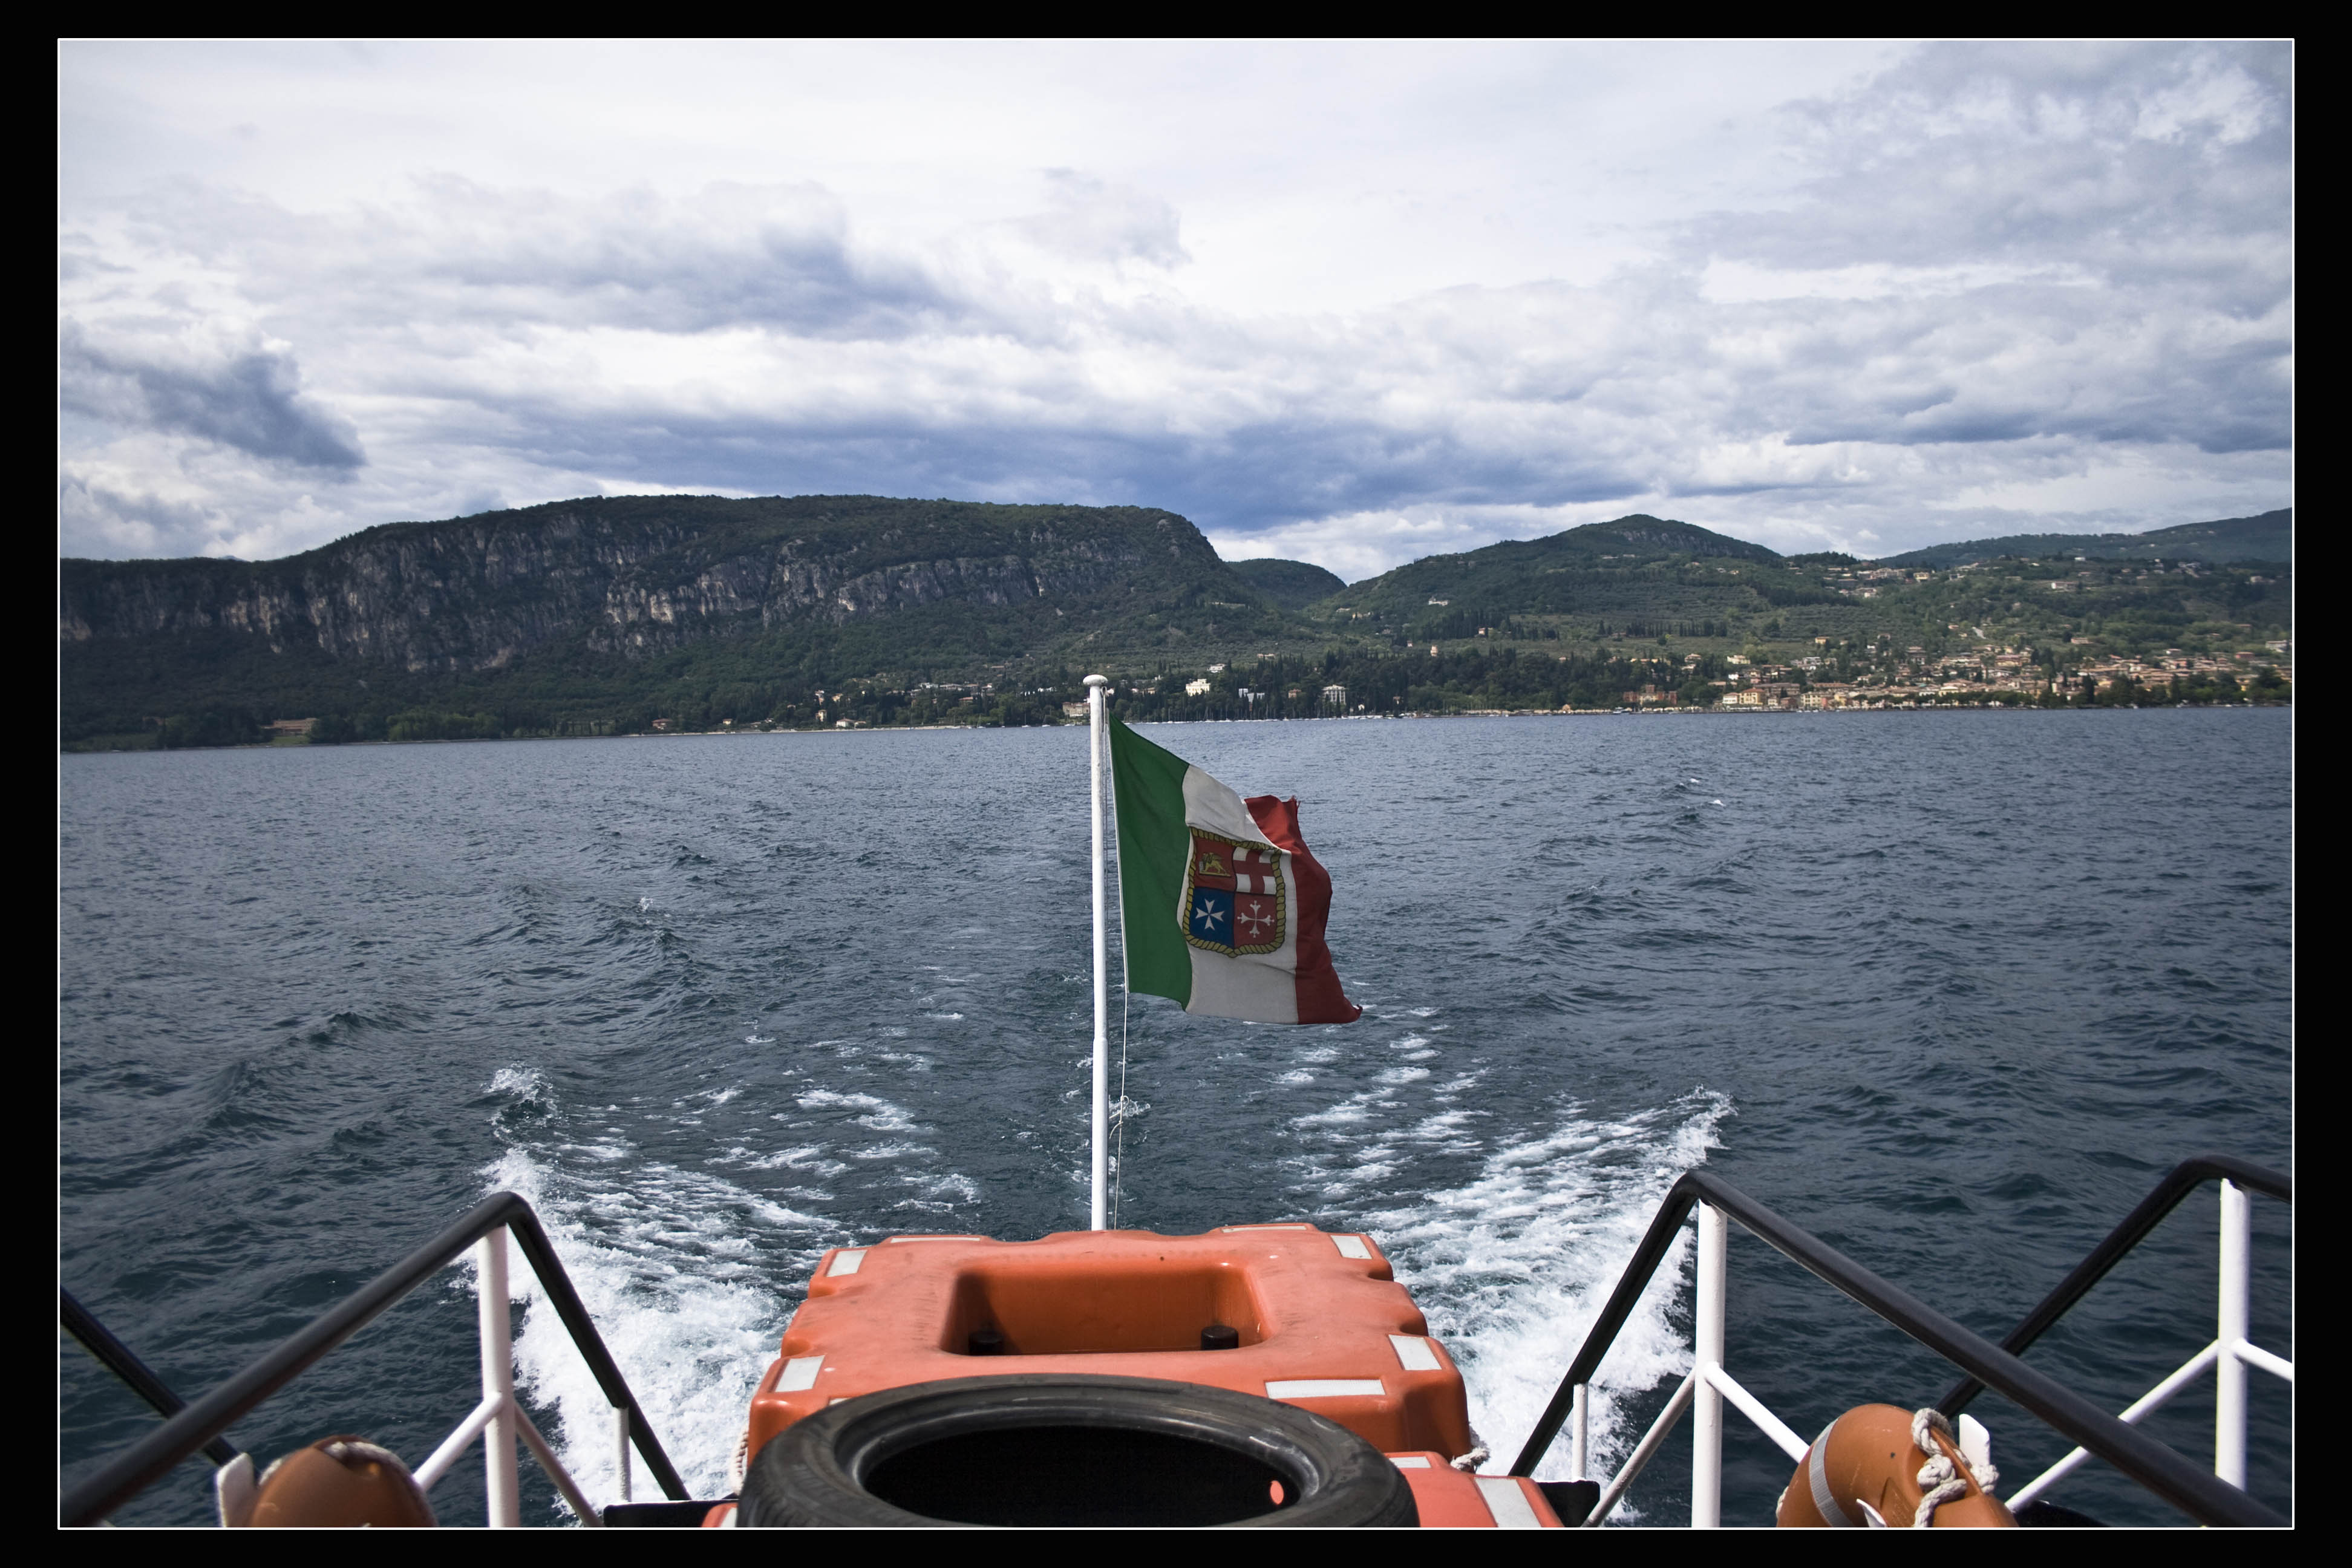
[1570, 1383, 1589, 1480]
[1692, 1201, 1726, 1528]
[478, 1226, 521, 1527]
[2215, 1180, 2249, 1488]
[615, 1405, 633, 1503]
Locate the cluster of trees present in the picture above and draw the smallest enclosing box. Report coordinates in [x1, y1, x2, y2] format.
[2077, 670, 2290, 707]
[307, 710, 508, 743]
[159, 708, 262, 748]
[1108, 647, 1710, 722]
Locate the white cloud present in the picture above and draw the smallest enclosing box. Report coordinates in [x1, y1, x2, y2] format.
[58, 41, 2290, 572]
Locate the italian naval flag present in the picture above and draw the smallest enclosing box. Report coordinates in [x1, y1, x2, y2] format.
[1108, 717, 1361, 1025]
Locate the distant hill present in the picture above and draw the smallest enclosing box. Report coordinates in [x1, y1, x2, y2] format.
[60, 494, 1298, 740]
[1332, 515, 1778, 607]
[1883, 509, 2291, 569]
[1228, 557, 1347, 610]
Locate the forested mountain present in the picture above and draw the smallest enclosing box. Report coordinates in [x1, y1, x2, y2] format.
[1228, 557, 1347, 610]
[60, 495, 1298, 742]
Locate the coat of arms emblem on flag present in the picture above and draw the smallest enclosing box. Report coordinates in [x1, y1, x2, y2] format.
[1184, 831, 1287, 956]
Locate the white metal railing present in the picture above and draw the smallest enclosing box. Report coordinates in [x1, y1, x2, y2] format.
[404, 1226, 629, 1526]
[72, 1194, 684, 1529]
[1564, 1182, 2290, 1527]
[2005, 1180, 2293, 1509]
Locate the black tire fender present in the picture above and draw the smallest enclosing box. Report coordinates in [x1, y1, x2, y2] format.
[738, 1373, 1420, 1528]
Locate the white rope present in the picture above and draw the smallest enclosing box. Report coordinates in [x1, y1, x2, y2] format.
[1109, 734, 1132, 1232]
[1449, 1426, 1490, 1472]
[726, 1426, 749, 1494]
[1909, 1408, 1998, 1527]
[1112, 984, 1130, 1228]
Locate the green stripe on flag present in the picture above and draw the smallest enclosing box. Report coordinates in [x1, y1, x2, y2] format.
[1108, 716, 1192, 1006]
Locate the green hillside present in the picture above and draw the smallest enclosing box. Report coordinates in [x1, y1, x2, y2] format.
[1311, 515, 1804, 642]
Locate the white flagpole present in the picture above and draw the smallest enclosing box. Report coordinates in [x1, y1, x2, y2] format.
[1085, 673, 1110, 1230]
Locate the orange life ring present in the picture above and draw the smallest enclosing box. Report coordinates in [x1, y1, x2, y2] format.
[240, 1436, 436, 1527]
[1775, 1404, 2016, 1528]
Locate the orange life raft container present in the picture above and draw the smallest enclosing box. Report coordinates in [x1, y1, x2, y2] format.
[1775, 1403, 2015, 1528]
[703, 1460, 1560, 1530]
[748, 1225, 1475, 1465]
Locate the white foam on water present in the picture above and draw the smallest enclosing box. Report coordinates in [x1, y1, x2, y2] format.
[895, 1171, 981, 1209]
[735, 1145, 846, 1176]
[479, 1145, 835, 1519]
[795, 1089, 920, 1132]
[1353, 1091, 1731, 1498]
[849, 1140, 935, 1161]
[485, 1067, 560, 1123]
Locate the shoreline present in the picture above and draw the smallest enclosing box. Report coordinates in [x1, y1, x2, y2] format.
[58, 701, 2292, 756]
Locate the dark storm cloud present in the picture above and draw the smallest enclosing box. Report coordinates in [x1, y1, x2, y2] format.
[1726, 285, 2292, 456]
[452, 358, 1657, 537]
[60, 320, 365, 471]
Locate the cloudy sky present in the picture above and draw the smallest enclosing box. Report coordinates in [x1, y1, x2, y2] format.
[60, 40, 2290, 578]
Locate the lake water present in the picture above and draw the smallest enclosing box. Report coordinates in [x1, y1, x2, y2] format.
[59, 708, 2293, 1526]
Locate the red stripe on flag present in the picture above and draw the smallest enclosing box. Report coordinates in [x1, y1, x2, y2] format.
[1244, 794, 1362, 1025]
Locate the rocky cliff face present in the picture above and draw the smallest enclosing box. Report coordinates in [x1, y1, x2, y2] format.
[60, 495, 1234, 675]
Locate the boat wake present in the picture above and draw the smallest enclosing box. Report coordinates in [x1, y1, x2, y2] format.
[1309, 1085, 1731, 1491]
[472, 1050, 1725, 1521]
[477, 1137, 827, 1514]
[471, 1062, 994, 1518]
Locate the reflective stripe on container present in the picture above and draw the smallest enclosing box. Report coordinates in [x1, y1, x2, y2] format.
[1267, 1378, 1385, 1399]
[1476, 1477, 1544, 1529]
[1389, 1334, 1441, 1371]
